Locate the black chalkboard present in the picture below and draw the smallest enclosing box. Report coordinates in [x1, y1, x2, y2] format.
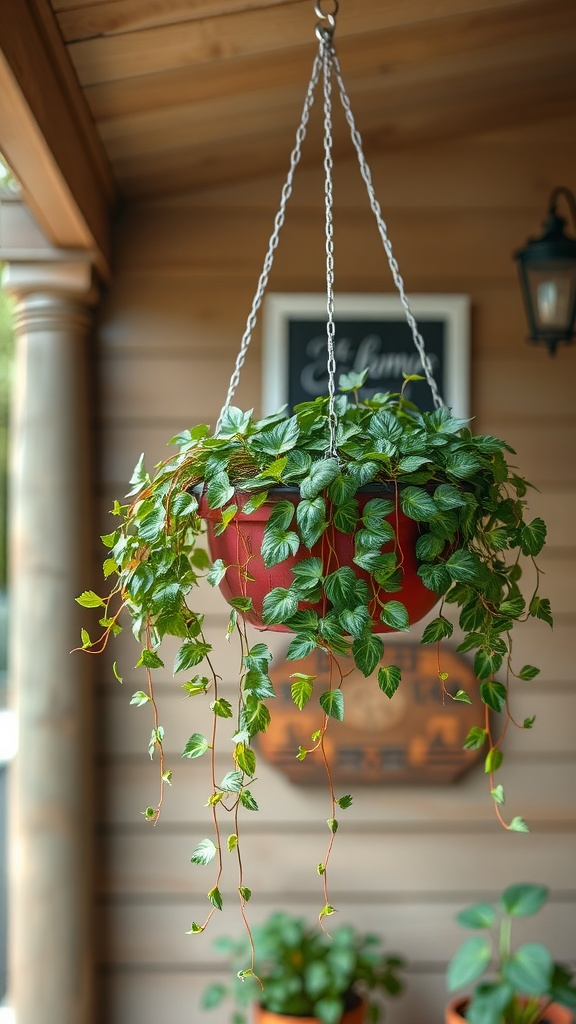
[287, 317, 445, 411]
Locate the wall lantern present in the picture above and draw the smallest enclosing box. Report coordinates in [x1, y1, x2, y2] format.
[514, 186, 576, 354]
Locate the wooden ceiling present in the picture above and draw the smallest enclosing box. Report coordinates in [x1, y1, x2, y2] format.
[49, 0, 576, 200]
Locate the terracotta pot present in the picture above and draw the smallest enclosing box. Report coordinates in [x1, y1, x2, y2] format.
[254, 995, 366, 1024]
[445, 997, 574, 1024]
[199, 484, 439, 632]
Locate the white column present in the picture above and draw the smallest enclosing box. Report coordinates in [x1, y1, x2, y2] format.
[3, 259, 97, 1024]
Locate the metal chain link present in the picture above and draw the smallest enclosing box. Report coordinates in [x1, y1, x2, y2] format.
[331, 50, 445, 409]
[216, 50, 323, 432]
[218, 7, 445, 436]
[321, 38, 339, 458]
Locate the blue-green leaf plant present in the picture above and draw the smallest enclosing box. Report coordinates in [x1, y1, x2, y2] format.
[76, 371, 552, 951]
[447, 884, 576, 1024]
[201, 910, 404, 1024]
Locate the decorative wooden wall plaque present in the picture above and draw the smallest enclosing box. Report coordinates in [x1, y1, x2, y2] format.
[258, 644, 484, 785]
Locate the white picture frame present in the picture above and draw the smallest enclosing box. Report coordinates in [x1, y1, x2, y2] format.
[262, 293, 470, 419]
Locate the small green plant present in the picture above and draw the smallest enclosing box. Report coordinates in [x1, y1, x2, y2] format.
[202, 910, 404, 1024]
[447, 883, 576, 1024]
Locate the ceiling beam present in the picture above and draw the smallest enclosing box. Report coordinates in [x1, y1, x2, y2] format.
[0, 0, 117, 278]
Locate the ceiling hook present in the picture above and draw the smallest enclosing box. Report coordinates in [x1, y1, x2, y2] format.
[314, 0, 338, 41]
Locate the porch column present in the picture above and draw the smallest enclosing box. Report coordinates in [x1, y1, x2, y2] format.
[3, 255, 98, 1024]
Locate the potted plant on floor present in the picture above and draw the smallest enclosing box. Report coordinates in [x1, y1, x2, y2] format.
[201, 910, 404, 1024]
[446, 883, 576, 1024]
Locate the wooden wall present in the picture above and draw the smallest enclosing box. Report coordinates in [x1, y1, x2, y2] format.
[93, 114, 576, 1023]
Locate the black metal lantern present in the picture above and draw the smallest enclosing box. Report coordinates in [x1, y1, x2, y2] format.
[514, 186, 576, 354]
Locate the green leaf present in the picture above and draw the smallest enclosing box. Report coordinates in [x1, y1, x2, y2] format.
[267, 500, 295, 531]
[208, 886, 223, 911]
[240, 789, 258, 811]
[320, 689, 344, 721]
[491, 785, 505, 804]
[433, 483, 467, 510]
[421, 616, 454, 643]
[485, 747, 503, 774]
[501, 883, 549, 917]
[250, 416, 300, 455]
[234, 743, 256, 776]
[508, 816, 530, 833]
[418, 562, 452, 594]
[456, 903, 496, 930]
[378, 665, 401, 698]
[337, 794, 353, 809]
[319, 904, 336, 919]
[206, 471, 234, 510]
[207, 559, 227, 587]
[129, 690, 150, 707]
[445, 450, 481, 479]
[504, 943, 553, 995]
[327, 817, 339, 834]
[261, 587, 298, 625]
[291, 556, 324, 592]
[333, 498, 360, 534]
[519, 664, 540, 681]
[296, 497, 326, 548]
[182, 733, 210, 759]
[243, 490, 269, 515]
[339, 368, 369, 391]
[300, 458, 340, 499]
[139, 503, 167, 542]
[520, 518, 547, 556]
[362, 496, 395, 527]
[398, 455, 431, 473]
[136, 649, 164, 669]
[463, 727, 488, 750]
[76, 590, 106, 609]
[447, 935, 492, 991]
[529, 596, 553, 627]
[211, 698, 233, 719]
[219, 770, 244, 793]
[352, 631, 383, 676]
[182, 676, 210, 697]
[328, 474, 358, 505]
[479, 679, 507, 712]
[400, 486, 438, 521]
[190, 838, 218, 866]
[453, 690, 472, 704]
[380, 600, 410, 631]
[174, 640, 211, 674]
[286, 633, 318, 660]
[324, 566, 358, 609]
[475, 651, 504, 682]
[112, 661, 123, 682]
[415, 532, 446, 561]
[339, 604, 371, 639]
[446, 549, 485, 584]
[230, 596, 253, 612]
[261, 526, 300, 567]
[238, 886, 252, 902]
[290, 674, 314, 709]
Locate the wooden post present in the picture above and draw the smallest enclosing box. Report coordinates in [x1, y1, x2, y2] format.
[1, 226, 98, 1024]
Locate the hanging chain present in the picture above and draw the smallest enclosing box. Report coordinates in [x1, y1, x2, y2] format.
[331, 50, 445, 409]
[216, 50, 323, 432]
[321, 38, 339, 458]
[217, 0, 444, 436]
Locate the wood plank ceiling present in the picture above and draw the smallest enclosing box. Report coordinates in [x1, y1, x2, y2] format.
[50, 0, 576, 199]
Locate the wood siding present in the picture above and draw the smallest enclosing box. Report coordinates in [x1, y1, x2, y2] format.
[94, 116, 576, 1023]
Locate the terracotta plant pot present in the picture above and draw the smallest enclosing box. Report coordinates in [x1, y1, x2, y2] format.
[254, 995, 366, 1024]
[445, 997, 574, 1024]
[199, 484, 439, 632]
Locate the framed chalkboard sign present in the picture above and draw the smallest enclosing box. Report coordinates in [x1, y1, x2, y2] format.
[262, 293, 470, 418]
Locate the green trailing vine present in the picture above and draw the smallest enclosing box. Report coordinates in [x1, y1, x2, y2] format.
[76, 371, 552, 936]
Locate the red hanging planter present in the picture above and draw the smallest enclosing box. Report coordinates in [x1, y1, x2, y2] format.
[198, 484, 439, 633]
